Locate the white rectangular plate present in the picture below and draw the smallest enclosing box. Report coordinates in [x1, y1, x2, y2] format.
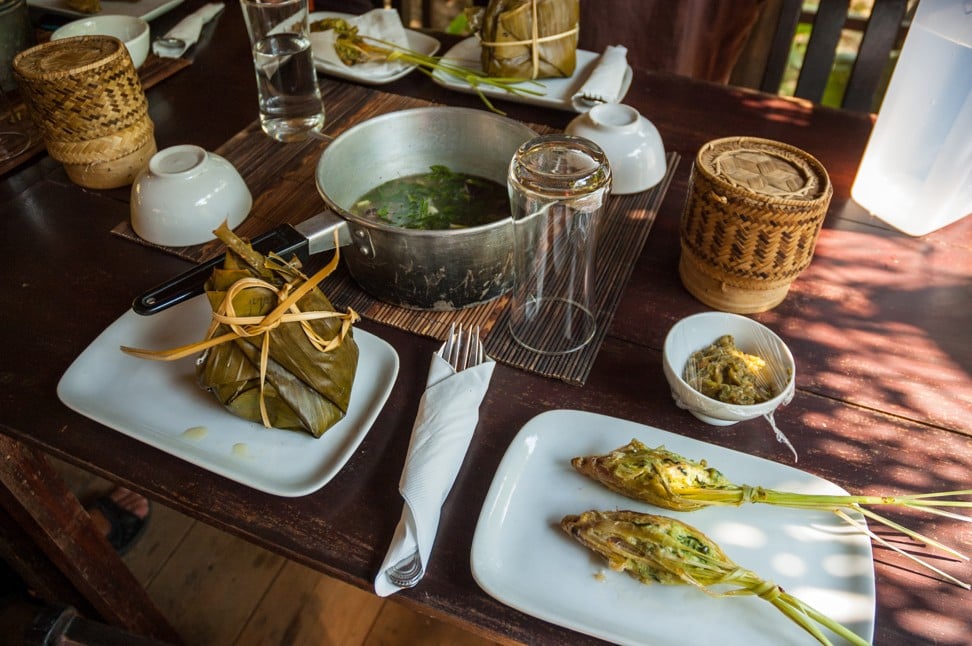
[29, 0, 184, 21]
[431, 37, 632, 113]
[57, 295, 398, 497]
[471, 410, 875, 645]
[309, 11, 440, 85]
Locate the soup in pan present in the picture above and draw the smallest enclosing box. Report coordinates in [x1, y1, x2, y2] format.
[350, 165, 509, 230]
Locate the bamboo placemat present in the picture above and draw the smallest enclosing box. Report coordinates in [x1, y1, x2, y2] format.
[0, 53, 192, 177]
[113, 83, 678, 384]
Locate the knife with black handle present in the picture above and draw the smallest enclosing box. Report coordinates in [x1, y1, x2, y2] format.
[132, 212, 350, 315]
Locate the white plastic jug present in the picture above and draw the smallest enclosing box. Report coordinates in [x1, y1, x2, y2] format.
[851, 0, 972, 236]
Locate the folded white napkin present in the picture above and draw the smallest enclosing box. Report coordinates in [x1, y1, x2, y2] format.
[374, 351, 495, 597]
[309, 8, 410, 77]
[152, 3, 225, 59]
[571, 44, 629, 111]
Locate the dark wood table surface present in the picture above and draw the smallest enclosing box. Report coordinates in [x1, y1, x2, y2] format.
[2, 1, 971, 644]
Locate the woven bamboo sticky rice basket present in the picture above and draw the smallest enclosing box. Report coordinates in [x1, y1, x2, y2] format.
[678, 136, 832, 313]
[12, 35, 156, 189]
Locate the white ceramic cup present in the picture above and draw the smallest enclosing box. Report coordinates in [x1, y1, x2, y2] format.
[566, 103, 666, 194]
[130, 145, 252, 247]
[662, 311, 796, 426]
[51, 15, 151, 69]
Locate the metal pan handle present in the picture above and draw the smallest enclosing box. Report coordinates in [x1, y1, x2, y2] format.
[131, 224, 310, 316]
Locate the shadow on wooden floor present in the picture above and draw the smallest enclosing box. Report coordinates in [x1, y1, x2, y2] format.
[40, 458, 505, 646]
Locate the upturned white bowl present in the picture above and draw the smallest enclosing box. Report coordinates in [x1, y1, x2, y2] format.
[662, 312, 795, 426]
[130, 145, 252, 247]
[51, 15, 151, 69]
[565, 103, 665, 194]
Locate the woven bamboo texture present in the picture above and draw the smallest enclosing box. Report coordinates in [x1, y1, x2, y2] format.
[62, 137, 157, 189]
[13, 36, 149, 141]
[679, 136, 832, 313]
[45, 116, 155, 164]
[12, 35, 156, 188]
[0, 51, 191, 177]
[111, 82, 678, 385]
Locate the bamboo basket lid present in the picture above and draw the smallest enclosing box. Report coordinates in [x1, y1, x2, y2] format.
[679, 137, 832, 313]
[698, 137, 828, 200]
[12, 35, 149, 141]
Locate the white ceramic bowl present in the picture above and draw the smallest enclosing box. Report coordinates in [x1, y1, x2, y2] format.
[130, 145, 252, 247]
[565, 103, 665, 194]
[662, 312, 795, 426]
[51, 15, 151, 69]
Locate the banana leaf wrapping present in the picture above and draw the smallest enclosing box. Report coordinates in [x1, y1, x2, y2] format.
[478, 0, 579, 79]
[195, 225, 359, 438]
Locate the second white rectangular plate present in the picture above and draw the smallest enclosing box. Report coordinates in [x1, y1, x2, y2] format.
[431, 37, 632, 113]
[471, 410, 875, 645]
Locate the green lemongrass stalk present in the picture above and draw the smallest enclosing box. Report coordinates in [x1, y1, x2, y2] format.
[310, 18, 543, 114]
[562, 510, 868, 646]
[835, 509, 969, 589]
[571, 439, 972, 586]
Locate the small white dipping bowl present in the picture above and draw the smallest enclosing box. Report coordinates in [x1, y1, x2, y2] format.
[130, 145, 252, 247]
[565, 103, 666, 194]
[662, 311, 795, 426]
[51, 15, 150, 69]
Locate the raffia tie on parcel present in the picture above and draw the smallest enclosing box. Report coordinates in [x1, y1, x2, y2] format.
[479, 0, 579, 80]
[121, 233, 358, 430]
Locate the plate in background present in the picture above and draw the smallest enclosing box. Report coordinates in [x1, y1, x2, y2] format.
[28, 0, 184, 21]
[309, 11, 439, 85]
[431, 37, 632, 112]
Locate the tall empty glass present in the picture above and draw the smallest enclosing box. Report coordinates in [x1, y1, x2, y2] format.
[240, 0, 324, 142]
[507, 134, 611, 355]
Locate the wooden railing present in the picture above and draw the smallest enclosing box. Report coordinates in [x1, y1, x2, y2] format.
[733, 0, 914, 112]
[398, 0, 913, 113]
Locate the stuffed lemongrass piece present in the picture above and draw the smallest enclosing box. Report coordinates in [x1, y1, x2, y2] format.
[309, 17, 543, 114]
[572, 439, 972, 587]
[573, 440, 734, 511]
[561, 510, 868, 646]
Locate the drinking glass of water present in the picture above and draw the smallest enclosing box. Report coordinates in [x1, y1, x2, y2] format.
[240, 0, 324, 142]
[0, 84, 31, 162]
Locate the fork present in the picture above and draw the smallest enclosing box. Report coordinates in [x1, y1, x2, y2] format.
[385, 323, 485, 589]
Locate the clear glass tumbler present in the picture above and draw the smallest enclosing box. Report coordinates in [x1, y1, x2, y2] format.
[507, 134, 611, 355]
[240, 0, 324, 142]
[1, 0, 33, 161]
[0, 84, 31, 161]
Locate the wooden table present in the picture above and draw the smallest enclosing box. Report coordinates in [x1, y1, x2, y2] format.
[2, 2, 970, 644]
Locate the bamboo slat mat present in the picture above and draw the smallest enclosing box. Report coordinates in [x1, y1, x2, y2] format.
[0, 53, 192, 177]
[112, 83, 678, 385]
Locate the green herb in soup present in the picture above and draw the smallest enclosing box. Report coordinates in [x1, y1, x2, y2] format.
[350, 165, 508, 230]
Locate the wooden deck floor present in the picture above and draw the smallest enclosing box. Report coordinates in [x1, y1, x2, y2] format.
[51, 458, 505, 646]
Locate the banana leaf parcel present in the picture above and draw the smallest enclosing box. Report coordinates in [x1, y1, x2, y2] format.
[123, 224, 359, 438]
[478, 0, 579, 79]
